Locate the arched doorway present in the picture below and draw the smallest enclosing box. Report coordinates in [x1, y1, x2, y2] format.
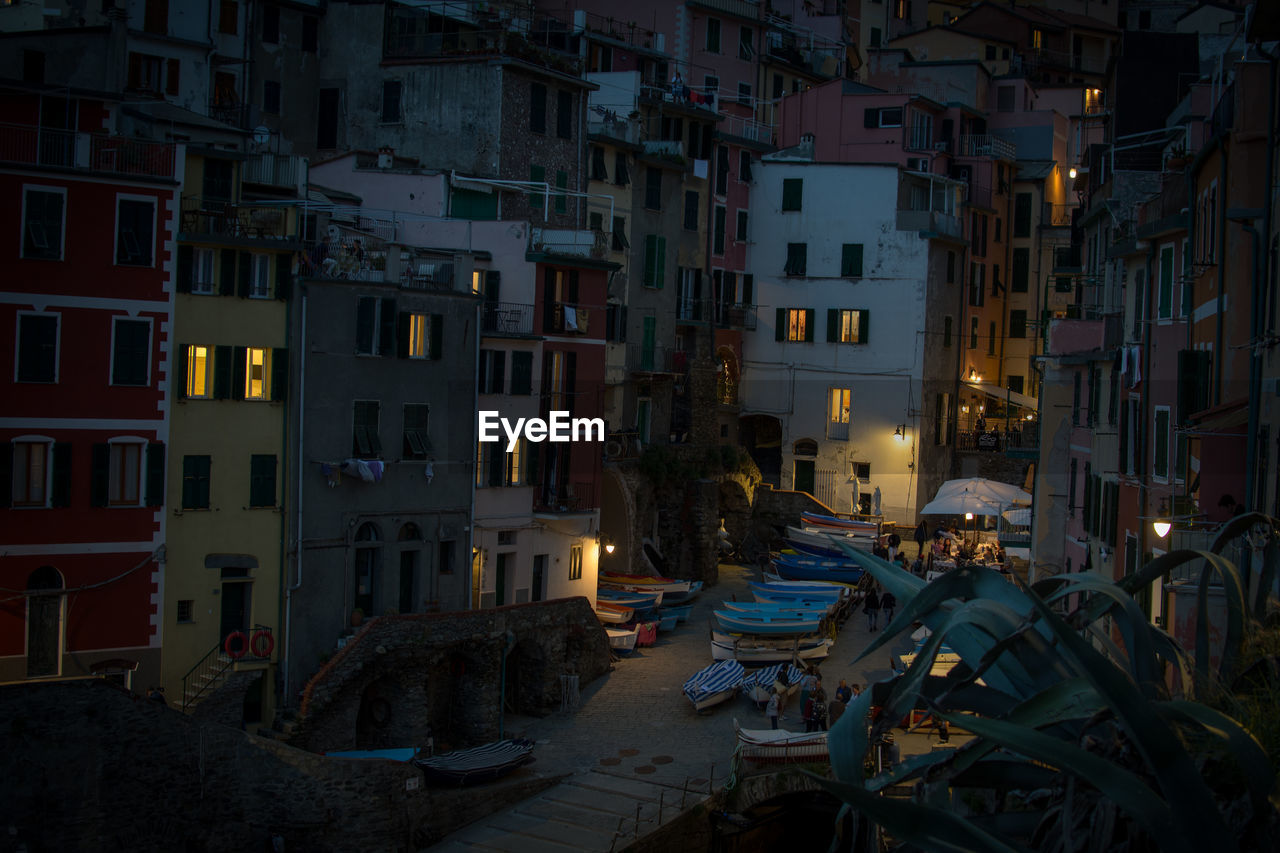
[397, 523, 422, 614]
[740, 415, 782, 487]
[353, 522, 381, 617]
[26, 566, 63, 677]
[503, 639, 548, 716]
[356, 676, 396, 748]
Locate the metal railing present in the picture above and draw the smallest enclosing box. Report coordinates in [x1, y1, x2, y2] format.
[719, 113, 773, 145]
[481, 301, 535, 336]
[1042, 203, 1074, 227]
[957, 134, 1016, 160]
[896, 209, 963, 240]
[243, 152, 307, 188]
[208, 102, 251, 130]
[536, 479, 599, 513]
[180, 626, 273, 712]
[0, 123, 176, 178]
[714, 302, 757, 329]
[180, 196, 292, 239]
[957, 429, 1039, 453]
[677, 296, 709, 323]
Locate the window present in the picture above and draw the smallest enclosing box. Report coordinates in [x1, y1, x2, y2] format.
[249, 254, 270, 298]
[181, 453, 210, 510]
[356, 296, 397, 356]
[529, 164, 545, 209]
[189, 247, 215, 294]
[969, 263, 985, 306]
[185, 344, 212, 398]
[590, 145, 608, 181]
[111, 319, 150, 386]
[403, 404, 430, 459]
[505, 438, 525, 486]
[557, 90, 572, 139]
[1007, 375, 1024, 394]
[11, 440, 51, 507]
[683, 191, 699, 231]
[736, 209, 748, 242]
[997, 85, 1014, 111]
[244, 347, 269, 400]
[781, 178, 803, 211]
[784, 242, 807, 276]
[739, 26, 753, 59]
[115, 198, 155, 266]
[568, 544, 583, 580]
[841, 243, 864, 277]
[988, 321, 996, 355]
[713, 206, 726, 255]
[353, 400, 381, 457]
[382, 80, 402, 123]
[828, 309, 870, 344]
[1012, 247, 1029, 293]
[969, 317, 979, 349]
[878, 108, 903, 128]
[1032, 28, 1043, 49]
[479, 349, 506, 394]
[644, 167, 662, 210]
[704, 74, 719, 104]
[177, 600, 194, 623]
[1014, 193, 1032, 237]
[869, 27, 882, 47]
[218, 0, 237, 34]
[943, 316, 953, 347]
[530, 83, 546, 133]
[612, 215, 629, 251]
[614, 152, 629, 186]
[22, 187, 64, 260]
[109, 442, 143, 506]
[828, 388, 851, 439]
[776, 308, 813, 342]
[400, 312, 429, 359]
[643, 235, 666, 288]
[127, 52, 163, 92]
[739, 150, 752, 182]
[706, 18, 721, 52]
[302, 15, 318, 52]
[262, 4, 279, 43]
[715, 144, 729, 195]
[1010, 309, 1027, 338]
[262, 80, 281, 115]
[1158, 245, 1174, 319]
[475, 441, 497, 487]
[987, 45, 998, 62]
[249, 454, 276, 507]
[738, 82, 751, 106]
[852, 461, 871, 481]
[1153, 407, 1170, 480]
[17, 313, 58, 383]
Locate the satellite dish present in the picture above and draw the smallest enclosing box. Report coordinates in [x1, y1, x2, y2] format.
[252, 125, 271, 147]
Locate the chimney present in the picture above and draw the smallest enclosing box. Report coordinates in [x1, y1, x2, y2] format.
[377, 146, 394, 169]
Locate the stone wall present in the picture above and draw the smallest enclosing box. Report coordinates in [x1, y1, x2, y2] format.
[291, 597, 610, 754]
[752, 484, 838, 548]
[0, 680, 563, 852]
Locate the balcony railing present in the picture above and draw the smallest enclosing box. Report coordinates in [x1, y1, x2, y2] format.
[481, 301, 535, 336]
[242, 153, 307, 188]
[180, 196, 292, 240]
[896, 209, 963, 240]
[208, 102, 251, 130]
[957, 134, 1016, 160]
[719, 113, 773, 145]
[545, 302, 595, 335]
[957, 428, 1040, 453]
[827, 420, 850, 441]
[714, 301, 757, 329]
[535, 479, 598, 513]
[677, 296, 709, 323]
[1042, 203, 1074, 228]
[0, 123, 176, 178]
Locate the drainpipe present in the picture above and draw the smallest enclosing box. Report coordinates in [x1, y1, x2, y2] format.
[1139, 239, 1156, 607]
[1239, 217, 1262, 520]
[282, 286, 307, 703]
[1213, 142, 1229, 405]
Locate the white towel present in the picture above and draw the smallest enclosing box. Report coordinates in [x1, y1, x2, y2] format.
[563, 305, 578, 331]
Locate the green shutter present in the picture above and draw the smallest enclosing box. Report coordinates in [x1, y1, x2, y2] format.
[776, 308, 786, 341]
[857, 310, 869, 344]
[804, 309, 814, 342]
[212, 345, 232, 399]
[145, 442, 165, 507]
[237, 251, 252, 298]
[429, 314, 443, 360]
[219, 248, 236, 296]
[826, 309, 838, 342]
[275, 252, 291, 300]
[511, 351, 532, 395]
[175, 343, 189, 400]
[530, 165, 545, 209]
[50, 442, 72, 508]
[842, 243, 863, 277]
[90, 443, 110, 507]
[655, 237, 666, 288]
[177, 245, 192, 294]
[271, 348, 288, 401]
[231, 346, 247, 400]
[250, 454, 277, 507]
[181, 455, 195, 510]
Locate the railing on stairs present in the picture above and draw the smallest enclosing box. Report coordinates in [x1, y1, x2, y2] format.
[181, 625, 274, 712]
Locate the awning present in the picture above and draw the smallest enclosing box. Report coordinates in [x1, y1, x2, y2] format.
[964, 381, 1038, 412]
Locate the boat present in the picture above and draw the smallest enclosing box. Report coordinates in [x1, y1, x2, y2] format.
[662, 602, 694, 623]
[714, 610, 824, 636]
[596, 588, 664, 609]
[325, 747, 418, 761]
[594, 601, 634, 625]
[784, 538, 849, 559]
[749, 582, 843, 600]
[657, 613, 679, 632]
[740, 663, 806, 704]
[733, 721, 830, 766]
[605, 626, 639, 653]
[721, 600, 831, 618]
[683, 659, 746, 711]
[773, 553, 864, 571]
[599, 571, 692, 595]
[661, 580, 704, 603]
[770, 562, 865, 584]
[800, 511, 880, 534]
[711, 634, 834, 664]
[786, 526, 877, 553]
[752, 592, 846, 609]
[412, 738, 535, 785]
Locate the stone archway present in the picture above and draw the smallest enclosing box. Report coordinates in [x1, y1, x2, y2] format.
[741, 415, 783, 487]
[599, 465, 636, 575]
[503, 638, 549, 716]
[355, 676, 398, 748]
[429, 651, 486, 750]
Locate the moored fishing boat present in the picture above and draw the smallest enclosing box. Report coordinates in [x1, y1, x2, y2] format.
[411, 739, 535, 785]
[682, 659, 746, 711]
[656, 613, 679, 632]
[800, 511, 880, 534]
[714, 610, 824, 636]
[605, 626, 639, 653]
[721, 600, 831, 618]
[599, 571, 692, 596]
[662, 602, 694, 623]
[596, 587, 664, 609]
[739, 663, 806, 704]
[770, 561, 865, 584]
[786, 526, 877, 553]
[710, 634, 833, 664]
[749, 581, 843, 600]
[594, 601, 634, 624]
[660, 580, 704, 603]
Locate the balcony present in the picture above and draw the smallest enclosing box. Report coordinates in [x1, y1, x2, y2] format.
[677, 296, 710, 324]
[531, 227, 608, 260]
[1047, 313, 1123, 356]
[642, 139, 685, 159]
[0, 123, 175, 179]
[719, 113, 773, 145]
[1042, 203, 1074, 228]
[208, 103, 251, 130]
[629, 344, 686, 374]
[242, 153, 307, 189]
[535, 479, 598, 514]
[180, 196, 292, 240]
[481, 301, 535, 336]
[956, 134, 1016, 160]
[714, 302, 757, 330]
[587, 111, 642, 145]
[957, 427, 1040, 454]
[545, 301, 595, 335]
[896, 209, 963, 241]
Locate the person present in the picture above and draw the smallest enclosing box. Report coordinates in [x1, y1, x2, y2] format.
[828, 695, 845, 727]
[811, 683, 828, 731]
[799, 666, 818, 711]
[911, 555, 925, 577]
[835, 679, 852, 704]
[802, 694, 816, 732]
[936, 718, 951, 743]
[881, 590, 897, 624]
[864, 588, 881, 631]
[975, 413, 986, 432]
[896, 552, 910, 572]
[766, 690, 781, 730]
[887, 530, 901, 562]
[914, 519, 929, 556]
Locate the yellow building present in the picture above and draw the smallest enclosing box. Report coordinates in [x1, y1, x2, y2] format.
[160, 150, 303, 727]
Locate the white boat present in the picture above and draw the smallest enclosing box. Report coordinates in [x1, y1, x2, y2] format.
[785, 526, 877, 553]
[605, 626, 638, 653]
[683, 659, 746, 711]
[740, 663, 806, 704]
[733, 720, 830, 766]
[594, 601, 634, 625]
[710, 634, 834, 664]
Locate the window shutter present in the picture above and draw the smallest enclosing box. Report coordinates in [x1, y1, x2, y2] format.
[842, 243, 863, 277]
[237, 251, 252, 298]
[177, 245, 192, 293]
[864, 108, 878, 128]
[175, 343, 189, 399]
[485, 269, 501, 300]
[231, 346, 247, 400]
[90, 443, 110, 507]
[51, 442, 72, 507]
[396, 312, 411, 358]
[181, 455, 196, 510]
[429, 314, 443, 360]
[511, 351, 532, 395]
[145, 442, 165, 507]
[379, 297, 396, 356]
[565, 352, 577, 416]
[775, 308, 785, 341]
[656, 237, 666, 288]
[804, 309, 815, 342]
[478, 350, 488, 394]
[213, 344, 232, 399]
[271, 347, 288, 401]
[782, 178, 802, 211]
[493, 350, 506, 395]
[857, 310, 869, 344]
[275, 252, 291, 300]
[219, 248, 236, 296]
[488, 445, 503, 487]
[250, 455, 277, 507]
[356, 297, 376, 354]
[643, 236, 657, 287]
[826, 309, 838, 342]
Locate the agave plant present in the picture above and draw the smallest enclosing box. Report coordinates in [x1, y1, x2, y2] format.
[818, 512, 1280, 852]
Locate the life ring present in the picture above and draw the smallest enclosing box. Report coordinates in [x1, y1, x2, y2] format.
[250, 630, 275, 658]
[224, 631, 249, 659]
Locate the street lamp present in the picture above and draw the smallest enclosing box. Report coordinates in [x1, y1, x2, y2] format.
[1152, 520, 1172, 539]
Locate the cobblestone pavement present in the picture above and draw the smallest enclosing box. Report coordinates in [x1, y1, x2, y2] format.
[429, 561, 928, 851]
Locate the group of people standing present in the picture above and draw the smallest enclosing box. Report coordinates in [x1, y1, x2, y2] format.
[862, 587, 897, 631]
[764, 668, 860, 733]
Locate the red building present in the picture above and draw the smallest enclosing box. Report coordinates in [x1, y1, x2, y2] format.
[0, 83, 178, 689]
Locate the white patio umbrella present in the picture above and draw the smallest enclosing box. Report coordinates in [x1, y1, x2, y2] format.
[917, 490, 1005, 517]
[932, 477, 1031, 507]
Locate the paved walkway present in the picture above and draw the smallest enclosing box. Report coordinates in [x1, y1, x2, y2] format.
[429, 562, 923, 851]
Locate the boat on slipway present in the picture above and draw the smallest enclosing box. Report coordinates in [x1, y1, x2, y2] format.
[739, 663, 806, 704]
[710, 631, 833, 665]
[594, 601, 634, 625]
[411, 739, 536, 785]
[800, 511, 879, 534]
[683, 659, 746, 712]
[714, 610, 823, 636]
[605, 626, 639, 653]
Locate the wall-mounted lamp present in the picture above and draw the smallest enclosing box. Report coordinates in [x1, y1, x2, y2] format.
[597, 533, 616, 555]
[893, 424, 906, 441]
[1069, 166, 1078, 180]
[1152, 520, 1172, 539]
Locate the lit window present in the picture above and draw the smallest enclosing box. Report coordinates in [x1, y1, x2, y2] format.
[472, 270, 482, 294]
[249, 254, 270, 298]
[834, 309, 868, 343]
[109, 442, 143, 506]
[186, 345, 212, 397]
[506, 438, 523, 486]
[407, 314, 428, 358]
[568, 544, 583, 580]
[12, 440, 50, 507]
[787, 309, 807, 341]
[244, 347, 269, 400]
[193, 248, 215, 294]
[829, 388, 851, 424]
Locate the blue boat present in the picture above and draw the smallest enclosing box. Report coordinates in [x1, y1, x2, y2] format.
[771, 562, 865, 584]
[683, 659, 746, 711]
[740, 663, 806, 703]
[773, 553, 863, 571]
[784, 538, 847, 559]
[662, 602, 694, 623]
[714, 610, 824, 636]
[749, 582, 842, 600]
[657, 613, 679, 632]
[722, 600, 831, 616]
